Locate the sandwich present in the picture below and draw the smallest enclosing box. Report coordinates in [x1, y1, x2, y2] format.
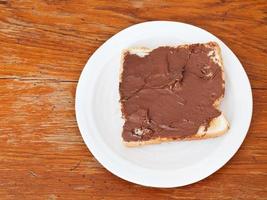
[119, 42, 229, 146]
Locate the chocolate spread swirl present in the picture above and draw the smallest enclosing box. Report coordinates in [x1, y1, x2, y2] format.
[119, 43, 224, 142]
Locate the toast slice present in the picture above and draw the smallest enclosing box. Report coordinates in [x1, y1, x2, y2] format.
[119, 42, 229, 147]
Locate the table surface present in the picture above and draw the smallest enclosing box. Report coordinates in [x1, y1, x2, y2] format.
[0, 0, 266, 199]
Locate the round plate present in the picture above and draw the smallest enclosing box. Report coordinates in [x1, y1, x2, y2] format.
[75, 21, 253, 188]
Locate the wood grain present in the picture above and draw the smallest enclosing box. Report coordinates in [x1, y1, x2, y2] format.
[0, 0, 266, 199]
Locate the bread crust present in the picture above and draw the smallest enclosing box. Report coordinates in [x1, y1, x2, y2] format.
[124, 130, 225, 147]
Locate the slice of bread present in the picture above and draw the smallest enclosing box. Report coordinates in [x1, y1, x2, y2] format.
[120, 42, 229, 147]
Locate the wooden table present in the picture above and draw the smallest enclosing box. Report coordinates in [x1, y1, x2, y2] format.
[0, 0, 266, 199]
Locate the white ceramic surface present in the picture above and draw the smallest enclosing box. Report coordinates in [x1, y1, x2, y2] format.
[75, 21, 253, 188]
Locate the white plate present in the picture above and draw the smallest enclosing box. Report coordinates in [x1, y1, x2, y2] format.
[75, 21, 253, 188]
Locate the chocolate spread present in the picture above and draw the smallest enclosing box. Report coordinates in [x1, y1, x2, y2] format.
[119, 43, 224, 142]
